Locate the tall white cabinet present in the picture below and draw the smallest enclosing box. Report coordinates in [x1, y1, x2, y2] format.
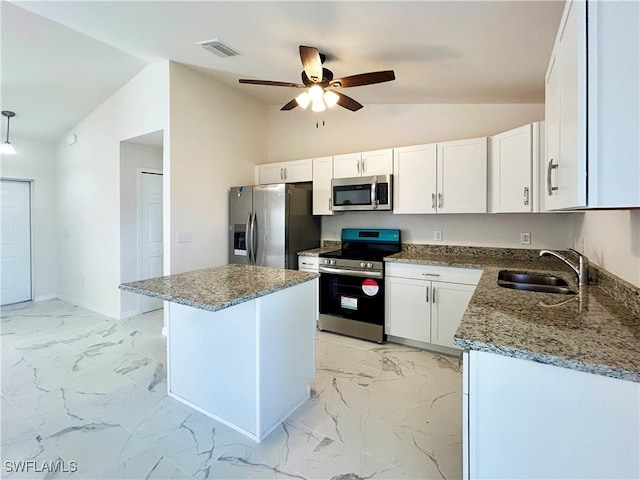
[544, 0, 640, 209]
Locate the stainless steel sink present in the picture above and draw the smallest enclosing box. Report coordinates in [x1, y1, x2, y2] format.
[497, 270, 576, 295]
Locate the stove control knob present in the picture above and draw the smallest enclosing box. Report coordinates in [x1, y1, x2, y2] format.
[360, 262, 366, 268]
[366, 262, 373, 269]
[330, 259, 336, 265]
[323, 259, 330, 265]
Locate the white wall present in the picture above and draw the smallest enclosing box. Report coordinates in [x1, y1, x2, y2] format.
[167, 63, 267, 274]
[0, 137, 58, 300]
[576, 210, 640, 287]
[119, 139, 163, 314]
[323, 211, 580, 249]
[267, 103, 545, 161]
[56, 62, 169, 318]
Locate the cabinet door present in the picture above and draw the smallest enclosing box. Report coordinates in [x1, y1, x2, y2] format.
[489, 124, 533, 213]
[385, 277, 430, 342]
[282, 159, 312, 183]
[312, 156, 334, 215]
[437, 137, 487, 213]
[545, 46, 562, 211]
[333, 153, 362, 178]
[361, 149, 393, 176]
[393, 144, 437, 214]
[430, 282, 475, 350]
[257, 163, 286, 184]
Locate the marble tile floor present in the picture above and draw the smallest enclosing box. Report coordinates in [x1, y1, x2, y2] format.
[1, 299, 463, 480]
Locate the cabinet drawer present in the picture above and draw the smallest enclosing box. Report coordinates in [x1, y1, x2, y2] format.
[386, 262, 483, 285]
[298, 255, 319, 272]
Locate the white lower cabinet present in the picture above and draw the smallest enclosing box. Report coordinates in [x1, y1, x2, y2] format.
[298, 255, 319, 322]
[464, 350, 640, 479]
[385, 263, 482, 350]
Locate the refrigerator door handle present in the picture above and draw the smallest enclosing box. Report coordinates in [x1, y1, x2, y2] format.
[245, 212, 252, 263]
[251, 211, 258, 265]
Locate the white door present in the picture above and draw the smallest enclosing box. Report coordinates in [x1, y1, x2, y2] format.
[312, 156, 333, 215]
[139, 171, 163, 312]
[1, 180, 32, 305]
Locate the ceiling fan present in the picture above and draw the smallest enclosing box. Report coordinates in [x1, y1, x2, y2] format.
[239, 45, 395, 112]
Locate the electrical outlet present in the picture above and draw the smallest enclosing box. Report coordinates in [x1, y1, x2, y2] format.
[521, 232, 531, 245]
[434, 230, 443, 242]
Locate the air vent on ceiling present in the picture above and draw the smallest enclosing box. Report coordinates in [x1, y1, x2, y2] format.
[197, 39, 242, 58]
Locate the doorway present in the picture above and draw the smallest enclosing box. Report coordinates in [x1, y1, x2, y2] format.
[138, 170, 163, 313]
[1, 179, 32, 305]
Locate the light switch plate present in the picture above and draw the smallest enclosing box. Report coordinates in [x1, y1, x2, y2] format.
[434, 230, 443, 242]
[521, 232, 531, 245]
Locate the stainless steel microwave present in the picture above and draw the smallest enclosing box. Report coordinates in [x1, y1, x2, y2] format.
[331, 174, 392, 211]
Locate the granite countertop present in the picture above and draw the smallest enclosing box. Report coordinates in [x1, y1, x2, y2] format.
[385, 250, 640, 383]
[119, 264, 319, 313]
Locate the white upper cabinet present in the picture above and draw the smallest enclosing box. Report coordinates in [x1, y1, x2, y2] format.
[393, 144, 437, 214]
[545, 0, 640, 209]
[489, 122, 544, 213]
[256, 159, 312, 185]
[312, 156, 333, 215]
[393, 138, 487, 214]
[333, 149, 393, 179]
[436, 137, 488, 214]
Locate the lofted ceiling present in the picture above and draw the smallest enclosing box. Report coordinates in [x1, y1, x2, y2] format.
[2, 1, 564, 141]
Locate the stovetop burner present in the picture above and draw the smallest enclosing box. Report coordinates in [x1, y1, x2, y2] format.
[319, 228, 401, 266]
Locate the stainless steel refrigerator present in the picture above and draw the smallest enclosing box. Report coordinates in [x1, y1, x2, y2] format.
[228, 183, 320, 269]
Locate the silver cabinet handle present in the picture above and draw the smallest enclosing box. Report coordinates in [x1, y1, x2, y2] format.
[284, 167, 288, 180]
[356, 159, 360, 174]
[329, 197, 332, 211]
[362, 158, 366, 174]
[524, 186, 530, 206]
[432, 193, 436, 209]
[438, 193, 443, 209]
[280, 168, 284, 180]
[432, 286, 436, 303]
[426, 287, 429, 303]
[371, 176, 377, 209]
[547, 159, 558, 196]
[421, 272, 440, 277]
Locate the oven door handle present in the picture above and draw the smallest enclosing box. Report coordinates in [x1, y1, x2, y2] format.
[319, 265, 384, 278]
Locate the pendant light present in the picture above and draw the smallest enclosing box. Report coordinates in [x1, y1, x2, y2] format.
[1, 111, 17, 155]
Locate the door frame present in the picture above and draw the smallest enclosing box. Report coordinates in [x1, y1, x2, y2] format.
[0, 178, 34, 304]
[136, 168, 163, 313]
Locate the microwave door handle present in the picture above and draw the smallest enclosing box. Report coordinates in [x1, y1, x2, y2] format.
[371, 177, 378, 209]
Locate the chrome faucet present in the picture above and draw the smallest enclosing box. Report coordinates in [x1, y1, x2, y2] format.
[539, 249, 589, 286]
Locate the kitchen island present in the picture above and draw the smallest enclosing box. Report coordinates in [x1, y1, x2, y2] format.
[120, 264, 318, 442]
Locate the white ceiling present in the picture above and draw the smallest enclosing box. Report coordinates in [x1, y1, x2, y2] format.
[2, 1, 565, 141]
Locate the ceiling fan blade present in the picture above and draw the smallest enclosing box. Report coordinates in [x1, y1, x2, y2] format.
[331, 70, 396, 88]
[239, 79, 305, 88]
[335, 92, 363, 112]
[281, 99, 299, 111]
[299, 45, 323, 83]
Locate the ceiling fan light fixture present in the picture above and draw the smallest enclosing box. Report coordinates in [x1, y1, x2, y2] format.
[311, 99, 326, 113]
[323, 90, 339, 108]
[1, 111, 17, 155]
[295, 91, 311, 109]
[308, 85, 324, 102]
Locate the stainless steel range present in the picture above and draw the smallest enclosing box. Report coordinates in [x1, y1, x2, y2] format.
[318, 228, 401, 343]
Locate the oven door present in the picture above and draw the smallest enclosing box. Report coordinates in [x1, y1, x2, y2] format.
[319, 271, 385, 326]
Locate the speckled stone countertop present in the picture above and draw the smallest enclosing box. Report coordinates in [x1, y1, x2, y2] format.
[119, 264, 319, 313]
[297, 247, 340, 256]
[385, 247, 640, 383]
